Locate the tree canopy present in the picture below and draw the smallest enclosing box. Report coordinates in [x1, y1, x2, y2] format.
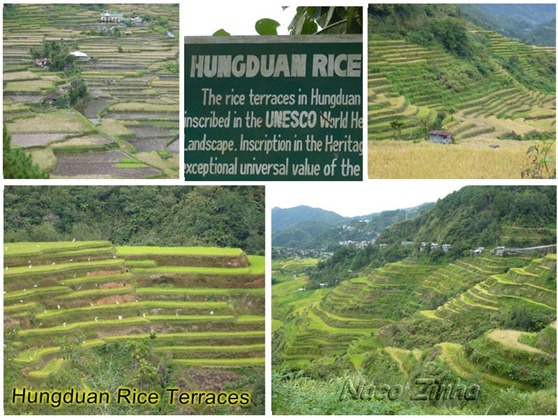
[3, 125, 49, 179]
[4, 186, 265, 254]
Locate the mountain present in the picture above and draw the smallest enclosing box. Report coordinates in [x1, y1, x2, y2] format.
[468, 4, 555, 25]
[460, 4, 556, 47]
[272, 203, 434, 250]
[273, 185, 557, 415]
[272, 205, 343, 233]
[525, 18, 557, 47]
[378, 186, 556, 251]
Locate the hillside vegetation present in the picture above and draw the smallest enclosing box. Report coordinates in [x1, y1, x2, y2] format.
[460, 4, 556, 47]
[4, 241, 264, 414]
[368, 4, 556, 179]
[378, 186, 556, 251]
[4, 186, 265, 254]
[273, 186, 556, 414]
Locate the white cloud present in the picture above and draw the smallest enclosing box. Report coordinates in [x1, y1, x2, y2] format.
[268, 181, 470, 217]
[183, 3, 295, 36]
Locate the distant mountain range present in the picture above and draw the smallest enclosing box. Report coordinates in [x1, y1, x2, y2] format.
[272, 206, 343, 233]
[273, 186, 557, 252]
[272, 203, 434, 250]
[460, 4, 556, 46]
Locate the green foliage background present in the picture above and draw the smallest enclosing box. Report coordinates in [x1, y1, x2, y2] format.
[4, 186, 265, 254]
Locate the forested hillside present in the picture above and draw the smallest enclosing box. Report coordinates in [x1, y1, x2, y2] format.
[273, 186, 556, 414]
[368, 4, 556, 178]
[272, 203, 433, 250]
[4, 186, 264, 254]
[378, 186, 556, 250]
[460, 4, 556, 47]
[272, 206, 343, 233]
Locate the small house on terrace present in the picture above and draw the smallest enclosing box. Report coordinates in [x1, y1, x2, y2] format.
[34, 58, 48, 68]
[100, 12, 124, 23]
[70, 50, 89, 61]
[44, 92, 61, 104]
[428, 130, 453, 144]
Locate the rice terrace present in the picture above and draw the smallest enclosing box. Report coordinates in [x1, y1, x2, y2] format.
[368, 4, 556, 178]
[3, 4, 179, 178]
[4, 241, 264, 414]
[272, 186, 556, 415]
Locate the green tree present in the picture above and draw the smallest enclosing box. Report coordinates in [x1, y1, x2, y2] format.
[390, 119, 404, 140]
[68, 78, 88, 106]
[30, 222, 60, 241]
[417, 115, 433, 140]
[30, 40, 78, 72]
[3, 125, 49, 179]
[286, 7, 362, 35]
[428, 18, 472, 58]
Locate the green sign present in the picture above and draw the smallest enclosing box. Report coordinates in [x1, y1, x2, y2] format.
[184, 35, 363, 181]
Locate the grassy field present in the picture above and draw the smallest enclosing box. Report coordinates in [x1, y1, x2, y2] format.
[369, 139, 556, 178]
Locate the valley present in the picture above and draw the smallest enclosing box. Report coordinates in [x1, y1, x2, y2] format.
[272, 186, 556, 415]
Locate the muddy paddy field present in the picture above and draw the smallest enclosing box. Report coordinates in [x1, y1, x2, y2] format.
[3, 4, 179, 179]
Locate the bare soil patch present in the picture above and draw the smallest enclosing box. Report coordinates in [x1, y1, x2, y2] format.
[50, 149, 161, 178]
[11, 133, 67, 147]
[81, 99, 110, 118]
[89, 270, 120, 277]
[100, 282, 127, 289]
[49, 135, 110, 148]
[126, 125, 176, 152]
[6, 94, 43, 103]
[106, 111, 179, 120]
[167, 139, 179, 154]
[96, 294, 136, 306]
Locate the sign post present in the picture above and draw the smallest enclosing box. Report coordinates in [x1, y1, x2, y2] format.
[184, 35, 363, 181]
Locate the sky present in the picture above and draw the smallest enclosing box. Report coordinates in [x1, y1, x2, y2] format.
[183, 3, 296, 36]
[268, 181, 473, 218]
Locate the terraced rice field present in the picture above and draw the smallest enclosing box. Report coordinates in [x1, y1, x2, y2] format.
[487, 329, 546, 354]
[415, 254, 556, 390]
[431, 254, 556, 322]
[274, 261, 440, 367]
[275, 252, 556, 393]
[4, 241, 264, 380]
[3, 4, 179, 178]
[368, 31, 556, 178]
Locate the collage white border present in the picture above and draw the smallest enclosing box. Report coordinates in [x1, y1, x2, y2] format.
[1, 0, 557, 416]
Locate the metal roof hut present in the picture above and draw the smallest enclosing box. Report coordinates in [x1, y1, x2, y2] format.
[100, 12, 124, 23]
[70, 50, 89, 61]
[428, 130, 453, 144]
